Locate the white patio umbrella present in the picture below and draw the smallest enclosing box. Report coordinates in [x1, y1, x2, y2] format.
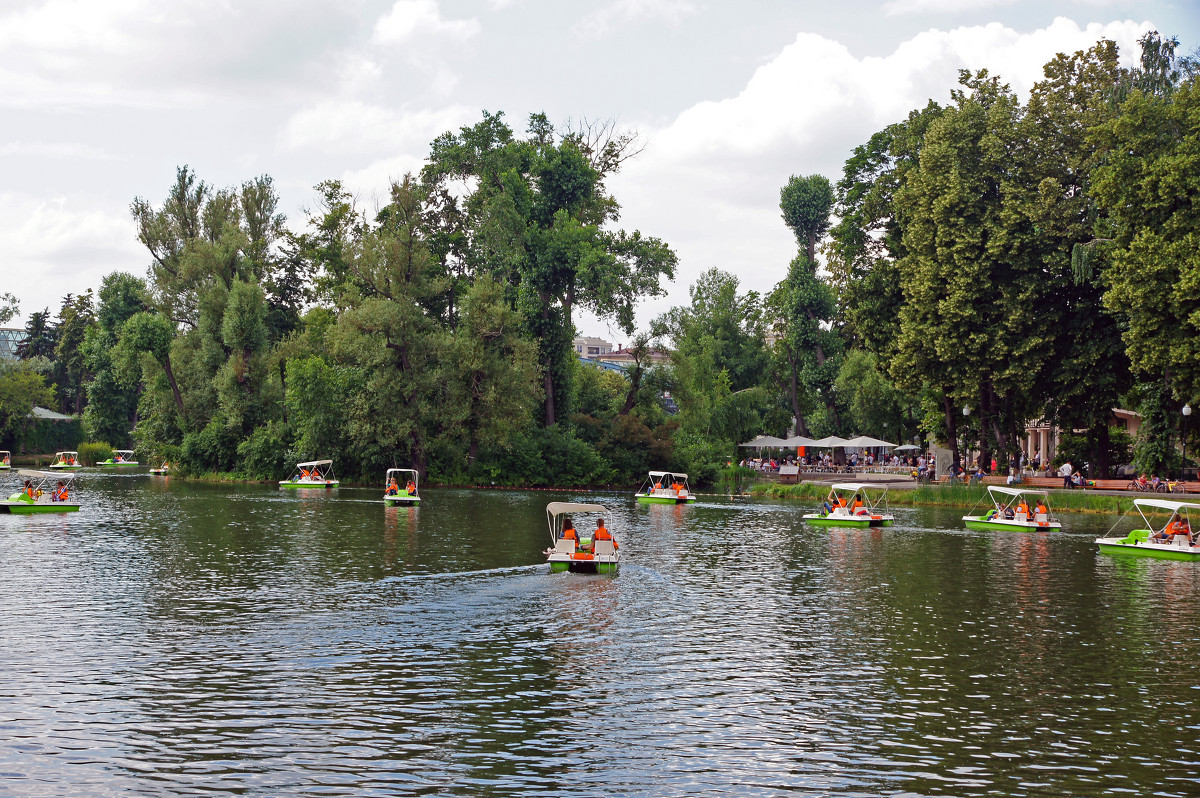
[738, 435, 788, 449]
[843, 436, 897, 448]
[895, 444, 921, 451]
[812, 436, 850, 448]
[781, 435, 820, 447]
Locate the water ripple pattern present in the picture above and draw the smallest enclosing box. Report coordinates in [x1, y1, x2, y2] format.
[0, 475, 1197, 796]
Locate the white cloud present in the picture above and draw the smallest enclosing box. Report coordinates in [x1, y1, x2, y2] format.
[0, 193, 142, 319]
[0, 141, 123, 160]
[572, 0, 699, 39]
[606, 17, 1152, 327]
[278, 100, 474, 154]
[372, 0, 481, 44]
[883, 0, 1018, 15]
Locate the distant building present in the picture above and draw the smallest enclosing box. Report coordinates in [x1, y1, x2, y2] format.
[1023, 408, 1141, 465]
[573, 336, 613, 357]
[0, 327, 25, 360]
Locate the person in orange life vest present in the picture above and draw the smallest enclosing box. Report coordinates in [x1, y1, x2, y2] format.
[1016, 501, 1030, 517]
[594, 518, 617, 549]
[23, 479, 35, 499]
[560, 517, 577, 541]
[652, 480, 662, 493]
[386, 478, 399, 496]
[406, 480, 416, 495]
[853, 498, 867, 515]
[671, 480, 683, 495]
[53, 481, 68, 502]
[1035, 501, 1048, 516]
[1155, 514, 1187, 541]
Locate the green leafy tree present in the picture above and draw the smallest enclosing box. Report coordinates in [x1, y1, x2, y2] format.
[53, 290, 96, 414]
[17, 309, 56, 360]
[0, 361, 55, 444]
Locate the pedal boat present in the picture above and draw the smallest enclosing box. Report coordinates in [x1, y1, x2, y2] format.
[1095, 498, 1200, 561]
[1, 470, 81, 514]
[0, 451, 10, 470]
[280, 459, 339, 488]
[544, 502, 619, 574]
[48, 451, 83, 470]
[803, 482, 894, 527]
[636, 470, 695, 504]
[383, 467, 420, 505]
[98, 449, 139, 467]
[149, 461, 171, 475]
[962, 486, 1061, 532]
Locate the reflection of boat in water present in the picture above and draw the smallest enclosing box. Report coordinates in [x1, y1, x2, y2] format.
[963, 486, 1061, 532]
[1, 470, 81, 514]
[98, 449, 140, 467]
[279, 459, 339, 489]
[636, 471, 695, 504]
[1096, 499, 1200, 561]
[48, 451, 83, 470]
[803, 483, 894, 527]
[383, 468, 420, 505]
[544, 502, 619, 574]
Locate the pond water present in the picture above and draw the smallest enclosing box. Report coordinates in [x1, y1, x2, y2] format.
[1, 474, 1198, 797]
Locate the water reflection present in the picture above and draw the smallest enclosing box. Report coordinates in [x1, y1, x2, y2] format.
[1, 476, 1199, 796]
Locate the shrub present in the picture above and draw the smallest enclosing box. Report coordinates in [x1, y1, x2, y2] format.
[77, 441, 113, 466]
[236, 421, 291, 480]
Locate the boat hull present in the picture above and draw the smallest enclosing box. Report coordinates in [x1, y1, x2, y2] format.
[279, 481, 339, 489]
[0, 501, 80, 514]
[1096, 533, 1200, 560]
[98, 462, 139, 467]
[636, 494, 695, 504]
[803, 514, 892, 528]
[384, 495, 419, 505]
[548, 558, 619, 574]
[963, 516, 1061, 532]
[149, 468, 168, 475]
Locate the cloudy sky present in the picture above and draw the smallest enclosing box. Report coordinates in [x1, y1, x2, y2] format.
[3, 0, 1197, 341]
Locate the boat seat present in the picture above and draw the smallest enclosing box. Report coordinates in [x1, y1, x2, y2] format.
[594, 539, 616, 556]
[1174, 535, 1191, 547]
[554, 538, 576, 554]
[1015, 512, 1028, 523]
[1035, 513, 1048, 523]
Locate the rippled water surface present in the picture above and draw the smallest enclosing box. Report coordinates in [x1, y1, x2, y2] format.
[2, 473, 1199, 796]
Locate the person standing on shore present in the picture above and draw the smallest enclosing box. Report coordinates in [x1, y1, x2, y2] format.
[1059, 460, 1073, 489]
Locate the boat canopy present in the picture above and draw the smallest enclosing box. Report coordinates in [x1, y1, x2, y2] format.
[297, 459, 333, 468]
[830, 482, 888, 494]
[648, 471, 688, 480]
[114, 450, 135, 456]
[1132, 498, 1200, 513]
[18, 469, 76, 482]
[547, 502, 609, 516]
[386, 468, 417, 478]
[54, 451, 79, 457]
[987, 486, 1049, 500]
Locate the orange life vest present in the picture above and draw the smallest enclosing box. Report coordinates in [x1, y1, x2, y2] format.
[595, 526, 612, 541]
[563, 527, 577, 540]
[406, 482, 416, 494]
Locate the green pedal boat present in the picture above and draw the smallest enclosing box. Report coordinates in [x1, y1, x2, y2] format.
[383, 468, 420, 505]
[48, 451, 83, 470]
[1, 470, 81, 514]
[0, 450, 10, 470]
[544, 501, 620, 574]
[803, 483, 894, 527]
[1096, 498, 1200, 560]
[98, 449, 139, 467]
[962, 486, 1061, 532]
[635, 471, 695, 504]
[280, 459, 339, 489]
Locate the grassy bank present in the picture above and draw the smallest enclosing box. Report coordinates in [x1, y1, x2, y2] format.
[749, 481, 1138, 515]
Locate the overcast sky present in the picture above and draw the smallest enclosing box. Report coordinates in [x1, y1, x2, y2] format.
[3, 0, 1197, 342]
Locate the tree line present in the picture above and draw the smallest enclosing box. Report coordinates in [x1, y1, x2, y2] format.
[3, 31, 1197, 484]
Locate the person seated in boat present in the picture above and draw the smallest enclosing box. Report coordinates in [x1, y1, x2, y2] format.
[405, 480, 416, 495]
[1003, 506, 1015, 520]
[114, 453, 123, 463]
[823, 501, 834, 515]
[1153, 514, 1189, 542]
[23, 479, 35, 500]
[671, 480, 684, 495]
[594, 518, 617, 549]
[1016, 500, 1030, 518]
[652, 480, 662, 493]
[52, 481, 68, 502]
[560, 517, 577, 541]
[852, 498, 869, 515]
[2, 454, 9, 466]
[386, 478, 399, 496]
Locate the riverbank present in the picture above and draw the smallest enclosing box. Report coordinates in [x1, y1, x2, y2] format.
[749, 481, 1140, 515]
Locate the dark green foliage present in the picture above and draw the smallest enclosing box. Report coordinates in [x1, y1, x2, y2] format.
[77, 441, 113, 466]
[236, 420, 291, 480]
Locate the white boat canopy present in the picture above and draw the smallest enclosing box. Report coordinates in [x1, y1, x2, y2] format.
[842, 436, 897, 448]
[648, 471, 688, 480]
[831, 482, 889, 493]
[1132, 498, 1200, 513]
[987, 485, 1049, 500]
[114, 449, 135, 456]
[18, 469, 76, 482]
[297, 459, 333, 468]
[546, 502, 609, 516]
